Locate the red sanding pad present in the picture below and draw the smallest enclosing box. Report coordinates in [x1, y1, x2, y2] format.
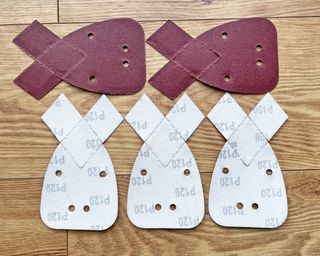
[13, 19, 146, 99]
[147, 18, 279, 99]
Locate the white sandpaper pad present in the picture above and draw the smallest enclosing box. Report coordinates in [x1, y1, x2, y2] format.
[40, 94, 122, 230]
[126, 94, 205, 229]
[208, 93, 288, 228]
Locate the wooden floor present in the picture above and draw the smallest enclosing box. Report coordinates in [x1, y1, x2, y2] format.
[0, 0, 320, 255]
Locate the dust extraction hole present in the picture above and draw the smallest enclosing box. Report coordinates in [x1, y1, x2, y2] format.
[184, 169, 190, 176]
[224, 74, 230, 82]
[55, 170, 62, 177]
[84, 205, 90, 212]
[123, 60, 129, 68]
[141, 169, 147, 176]
[89, 75, 96, 82]
[68, 205, 75, 212]
[221, 32, 228, 39]
[266, 169, 273, 175]
[88, 32, 94, 39]
[256, 59, 263, 67]
[99, 171, 106, 177]
[170, 204, 176, 211]
[155, 204, 161, 211]
[222, 167, 229, 174]
[122, 45, 129, 52]
[256, 44, 262, 52]
[236, 202, 243, 209]
[252, 203, 259, 210]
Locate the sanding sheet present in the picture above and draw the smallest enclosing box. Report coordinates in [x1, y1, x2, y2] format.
[40, 94, 122, 230]
[126, 94, 205, 228]
[13, 19, 146, 99]
[147, 18, 279, 99]
[207, 93, 288, 228]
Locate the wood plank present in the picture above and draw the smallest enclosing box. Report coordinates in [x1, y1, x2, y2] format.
[0, 179, 67, 255]
[0, 18, 319, 178]
[68, 171, 320, 255]
[59, 0, 320, 23]
[0, 0, 57, 25]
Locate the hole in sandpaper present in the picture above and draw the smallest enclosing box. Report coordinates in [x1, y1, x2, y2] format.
[222, 168, 229, 174]
[89, 75, 96, 83]
[88, 33, 94, 39]
[224, 75, 230, 82]
[99, 171, 106, 177]
[122, 45, 129, 52]
[155, 204, 161, 210]
[141, 169, 147, 176]
[84, 205, 90, 212]
[221, 32, 228, 39]
[170, 204, 176, 211]
[252, 203, 259, 210]
[266, 169, 273, 176]
[256, 44, 262, 52]
[55, 170, 62, 177]
[123, 60, 129, 68]
[68, 205, 75, 212]
[236, 202, 243, 209]
[256, 59, 263, 67]
[184, 169, 190, 176]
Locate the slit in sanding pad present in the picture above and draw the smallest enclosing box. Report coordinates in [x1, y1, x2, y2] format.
[13, 19, 146, 99]
[147, 18, 279, 99]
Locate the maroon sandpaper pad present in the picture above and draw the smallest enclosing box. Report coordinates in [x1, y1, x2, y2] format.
[147, 18, 279, 99]
[13, 19, 146, 99]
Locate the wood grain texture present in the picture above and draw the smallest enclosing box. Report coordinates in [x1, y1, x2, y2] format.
[0, 0, 57, 25]
[59, 0, 320, 22]
[0, 179, 67, 255]
[68, 172, 320, 256]
[0, 18, 319, 178]
[1, 1, 320, 255]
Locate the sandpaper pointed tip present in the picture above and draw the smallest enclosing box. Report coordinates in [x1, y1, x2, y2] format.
[146, 20, 173, 42]
[146, 20, 192, 59]
[136, 93, 155, 106]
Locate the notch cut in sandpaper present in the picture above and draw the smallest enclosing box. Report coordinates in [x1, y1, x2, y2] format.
[147, 18, 279, 99]
[13, 19, 146, 99]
